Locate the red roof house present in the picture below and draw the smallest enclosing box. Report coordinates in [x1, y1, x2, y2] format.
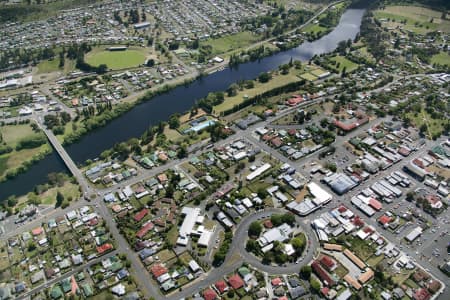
[378, 215, 391, 226]
[214, 280, 228, 294]
[150, 264, 168, 278]
[136, 222, 154, 239]
[32, 227, 43, 236]
[96, 243, 113, 254]
[271, 277, 282, 286]
[228, 274, 244, 290]
[312, 261, 335, 286]
[413, 288, 431, 300]
[203, 288, 217, 300]
[134, 208, 149, 222]
[320, 255, 337, 272]
[271, 137, 283, 148]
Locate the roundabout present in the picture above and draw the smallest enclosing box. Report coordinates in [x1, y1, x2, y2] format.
[227, 208, 318, 275]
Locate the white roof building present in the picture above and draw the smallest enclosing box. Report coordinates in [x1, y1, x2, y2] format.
[198, 230, 213, 247]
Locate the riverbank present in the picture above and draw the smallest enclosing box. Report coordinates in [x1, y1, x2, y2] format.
[0, 8, 366, 202]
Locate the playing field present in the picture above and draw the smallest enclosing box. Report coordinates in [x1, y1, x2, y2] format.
[85, 49, 146, 70]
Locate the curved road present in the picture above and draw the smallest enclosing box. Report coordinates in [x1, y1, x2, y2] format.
[164, 208, 318, 300]
[230, 208, 318, 275]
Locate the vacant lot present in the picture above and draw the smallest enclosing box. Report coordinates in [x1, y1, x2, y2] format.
[202, 31, 262, 55]
[431, 52, 450, 66]
[86, 48, 147, 70]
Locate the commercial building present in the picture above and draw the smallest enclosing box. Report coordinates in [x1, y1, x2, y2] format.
[405, 226, 422, 242]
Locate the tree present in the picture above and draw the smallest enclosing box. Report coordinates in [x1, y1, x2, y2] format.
[258, 72, 272, 83]
[281, 213, 295, 226]
[245, 239, 259, 253]
[291, 237, 305, 253]
[96, 64, 108, 74]
[310, 277, 321, 293]
[56, 191, 64, 207]
[248, 221, 262, 237]
[300, 265, 312, 279]
[58, 51, 65, 68]
[27, 241, 37, 252]
[257, 188, 268, 199]
[168, 114, 180, 129]
[7, 195, 17, 208]
[146, 59, 155, 67]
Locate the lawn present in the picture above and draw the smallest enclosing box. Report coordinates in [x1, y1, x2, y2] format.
[367, 254, 385, 267]
[85, 48, 147, 70]
[302, 23, 328, 34]
[166, 225, 178, 246]
[374, 6, 450, 33]
[334, 264, 348, 279]
[0, 124, 51, 180]
[213, 70, 301, 114]
[202, 31, 262, 55]
[35, 181, 80, 205]
[329, 56, 359, 73]
[37, 59, 60, 74]
[405, 108, 446, 139]
[1, 124, 40, 148]
[156, 249, 176, 263]
[431, 52, 450, 66]
[300, 73, 318, 81]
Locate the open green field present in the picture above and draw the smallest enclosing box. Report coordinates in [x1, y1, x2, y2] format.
[300, 73, 318, 81]
[374, 6, 450, 33]
[16, 181, 80, 207]
[431, 51, 450, 66]
[37, 59, 60, 74]
[85, 48, 147, 70]
[37, 58, 76, 74]
[329, 55, 359, 72]
[302, 22, 328, 34]
[1, 124, 38, 148]
[202, 31, 262, 55]
[405, 108, 446, 139]
[213, 70, 301, 114]
[0, 124, 50, 179]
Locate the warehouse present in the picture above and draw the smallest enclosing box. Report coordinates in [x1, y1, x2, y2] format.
[323, 173, 358, 195]
[405, 226, 422, 242]
[246, 163, 271, 181]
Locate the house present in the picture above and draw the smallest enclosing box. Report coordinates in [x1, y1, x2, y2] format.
[203, 288, 218, 300]
[228, 274, 244, 290]
[214, 280, 228, 294]
[150, 264, 168, 278]
[312, 261, 335, 286]
[96, 243, 113, 254]
[413, 288, 430, 300]
[111, 283, 126, 296]
[134, 208, 149, 222]
[320, 255, 337, 272]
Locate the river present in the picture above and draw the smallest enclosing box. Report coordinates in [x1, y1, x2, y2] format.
[0, 8, 365, 201]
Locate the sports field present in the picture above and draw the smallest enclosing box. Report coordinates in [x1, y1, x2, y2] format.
[85, 49, 146, 70]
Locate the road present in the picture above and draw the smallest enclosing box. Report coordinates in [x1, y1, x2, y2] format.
[17, 250, 119, 300]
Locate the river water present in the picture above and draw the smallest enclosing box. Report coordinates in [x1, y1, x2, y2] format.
[0, 8, 365, 201]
